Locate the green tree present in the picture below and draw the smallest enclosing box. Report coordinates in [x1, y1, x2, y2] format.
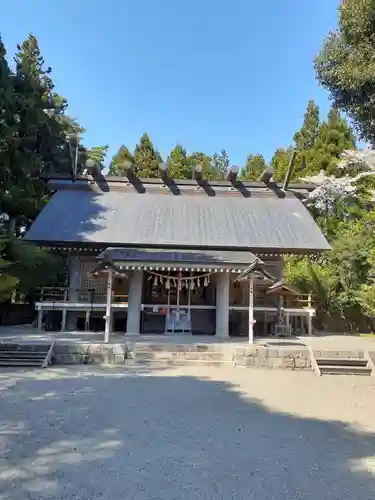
[109, 145, 134, 175]
[294, 100, 320, 150]
[269, 148, 292, 181]
[312, 108, 356, 174]
[211, 149, 230, 180]
[0, 36, 17, 231]
[2, 33, 82, 233]
[296, 108, 356, 178]
[241, 154, 267, 181]
[0, 233, 18, 301]
[86, 145, 108, 168]
[0, 34, 85, 300]
[186, 152, 214, 179]
[133, 133, 160, 177]
[315, 0, 375, 145]
[166, 143, 189, 179]
[284, 257, 337, 328]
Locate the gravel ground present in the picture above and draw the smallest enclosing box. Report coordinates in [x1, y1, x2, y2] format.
[0, 365, 375, 500]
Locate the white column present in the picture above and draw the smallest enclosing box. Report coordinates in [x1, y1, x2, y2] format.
[67, 257, 81, 330]
[126, 270, 143, 335]
[104, 269, 113, 343]
[215, 272, 230, 338]
[248, 276, 255, 344]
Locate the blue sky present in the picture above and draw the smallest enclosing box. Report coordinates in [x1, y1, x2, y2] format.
[1, 0, 340, 167]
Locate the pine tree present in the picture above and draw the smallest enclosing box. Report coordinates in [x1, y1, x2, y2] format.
[85, 145, 108, 168]
[211, 149, 230, 180]
[269, 148, 292, 181]
[302, 108, 356, 176]
[109, 145, 134, 175]
[316, 108, 356, 158]
[133, 133, 160, 177]
[186, 152, 213, 179]
[166, 144, 189, 179]
[293, 100, 320, 150]
[241, 154, 267, 181]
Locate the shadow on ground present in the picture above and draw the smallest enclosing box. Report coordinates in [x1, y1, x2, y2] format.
[0, 366, 374, 500]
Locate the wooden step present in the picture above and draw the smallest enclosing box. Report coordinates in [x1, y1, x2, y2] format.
[317, 358, 368, 367]
[319, 365, 372, 376]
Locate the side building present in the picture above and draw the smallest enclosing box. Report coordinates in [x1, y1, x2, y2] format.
[25, 171, 330, 341]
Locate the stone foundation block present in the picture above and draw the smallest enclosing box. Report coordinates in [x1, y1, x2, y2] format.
[54, 353, 84, 364]
[55, 344, 89, 354]
[113, 354, 126, 364]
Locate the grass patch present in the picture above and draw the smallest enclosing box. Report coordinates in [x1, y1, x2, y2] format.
[359, 333, 375, 338]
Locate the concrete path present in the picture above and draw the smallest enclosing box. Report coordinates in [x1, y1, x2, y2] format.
[0, 365, 374, 499]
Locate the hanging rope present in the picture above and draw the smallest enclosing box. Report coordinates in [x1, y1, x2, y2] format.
[146, 270, 212, 290]
[146, 270, 212, 281]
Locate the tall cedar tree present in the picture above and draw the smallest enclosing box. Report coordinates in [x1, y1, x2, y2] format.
[133, 133, 160, 177]
[241, 154, 267, 180]
[0, 35, 92, 300]
[166, 144, 190, 179]
[302, 108, 356, 176]
[0, 37, 17, 224]
[293, 100, 320, 150]
[315, 0, 375, 145]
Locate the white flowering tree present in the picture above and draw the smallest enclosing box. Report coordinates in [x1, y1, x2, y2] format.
[300, 171, 356, 215]
[300, 149, 375, 216]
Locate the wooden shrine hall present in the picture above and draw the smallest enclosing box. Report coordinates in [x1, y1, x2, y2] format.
[25, 161, 330, 342]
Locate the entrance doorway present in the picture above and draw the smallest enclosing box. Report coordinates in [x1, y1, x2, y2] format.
[141, 271, 216, 334]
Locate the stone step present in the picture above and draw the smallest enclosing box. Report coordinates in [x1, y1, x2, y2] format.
[319, 365, 372, 376]
[313, 350, 364, 360]
[129, 343, 225, 353]
[127, 359, 232, 367]
[317, 358, 368, 367]
[0, 359, 43, 367]
[132, 351, 227, 362]
[0, 344, 49, 353]
[0, 351, 47, 358]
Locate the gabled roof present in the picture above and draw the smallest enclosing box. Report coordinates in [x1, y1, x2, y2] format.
[266, 280, 300, 296]
[25, 180, 330, 253]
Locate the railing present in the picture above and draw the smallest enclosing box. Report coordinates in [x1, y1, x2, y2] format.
[231, 294, 314, 310]
[38, 287, 313, 309]
[38, 287, 128, 304]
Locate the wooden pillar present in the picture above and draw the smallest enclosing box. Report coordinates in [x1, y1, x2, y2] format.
[248, 276, 255, 344]
[61, 309, 67, 332]
[307, 312, 313, 336]
[215, 272, 230, 338]
[37, 308, 43, 330]
[285, 311, 290, 335]
[126, 270, 144, 335]
[104, 269, 113, 343]
[85, 309, 91, 332]
[67, 257, 81, 331]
